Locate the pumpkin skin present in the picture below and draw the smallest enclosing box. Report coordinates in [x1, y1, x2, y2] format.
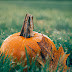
[1, 31, 56, 61]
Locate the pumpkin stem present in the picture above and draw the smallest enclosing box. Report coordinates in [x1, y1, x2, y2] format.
[20, 14, 34, 38]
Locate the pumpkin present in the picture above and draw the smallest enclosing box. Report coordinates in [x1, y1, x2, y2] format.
[1, 14, 69, 71]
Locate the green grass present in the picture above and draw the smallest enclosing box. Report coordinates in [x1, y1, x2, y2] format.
[1, 48, 71, 72]
[0, 1, 72, 71]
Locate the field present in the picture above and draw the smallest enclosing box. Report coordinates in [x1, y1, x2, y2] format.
[0, 1, 72, 71]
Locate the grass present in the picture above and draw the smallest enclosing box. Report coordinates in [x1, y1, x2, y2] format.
[0, 1, 72, 71]
[1, 48, 70, 72]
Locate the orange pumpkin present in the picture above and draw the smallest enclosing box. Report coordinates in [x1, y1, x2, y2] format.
[1, 14, 69, 71]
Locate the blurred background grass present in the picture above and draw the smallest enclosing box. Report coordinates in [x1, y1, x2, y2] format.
[0, 0, 72, 67]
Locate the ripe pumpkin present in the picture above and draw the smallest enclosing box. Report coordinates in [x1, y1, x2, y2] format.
[1, 14, 69, 71]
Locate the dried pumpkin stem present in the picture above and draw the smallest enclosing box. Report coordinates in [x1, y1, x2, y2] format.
[20, 14, 34, 38]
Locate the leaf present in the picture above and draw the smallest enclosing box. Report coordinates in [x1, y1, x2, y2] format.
[50, 46, 70, 71]
[37, 36, 52, 59]
[37, 36, 70, 71]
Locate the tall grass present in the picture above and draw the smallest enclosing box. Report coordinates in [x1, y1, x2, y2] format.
[0, 48, 70, 72]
